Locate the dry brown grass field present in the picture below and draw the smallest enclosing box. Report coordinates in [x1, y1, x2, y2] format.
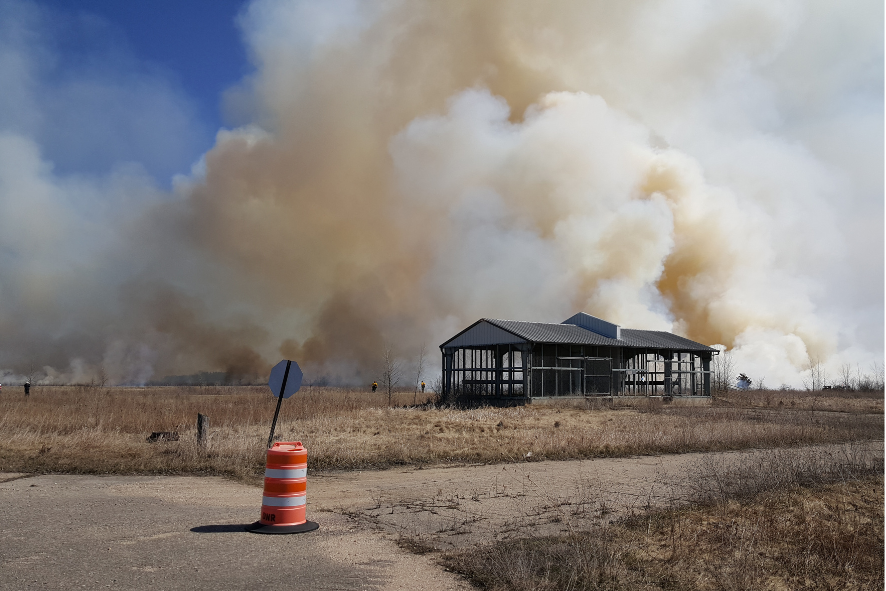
[438, 442, 884, 590]
[716, 388, 883, 414]
[0, 385, 881, 482]
[444, 474, 884, 591]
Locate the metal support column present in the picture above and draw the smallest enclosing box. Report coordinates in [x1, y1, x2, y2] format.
[442, 350, 453, 402]
[664, 351, 673, 396]
[702, 354, 711, 396]
[523, 345, 531, 399]
[494, 345, 502, 397]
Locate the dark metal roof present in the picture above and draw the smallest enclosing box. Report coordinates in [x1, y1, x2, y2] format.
[485, 319, 615, 345]
[619, 329, 715, 351]
[478, 318, 714, 352]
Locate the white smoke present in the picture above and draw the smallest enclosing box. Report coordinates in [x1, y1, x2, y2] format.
[0, 0, 881, 387]
[390, 88, 851, 388]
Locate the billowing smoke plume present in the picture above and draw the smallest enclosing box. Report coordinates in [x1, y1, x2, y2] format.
[0, 0, 882, 386]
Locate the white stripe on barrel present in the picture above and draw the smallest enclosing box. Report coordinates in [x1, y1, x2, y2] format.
[262, 495, 307, 507]
[265, 467, 307, 479]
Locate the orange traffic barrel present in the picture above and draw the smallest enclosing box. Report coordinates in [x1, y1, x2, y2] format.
[246, 441, 319, 534]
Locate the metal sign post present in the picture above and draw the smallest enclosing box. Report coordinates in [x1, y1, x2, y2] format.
[266, 359, 303, 448]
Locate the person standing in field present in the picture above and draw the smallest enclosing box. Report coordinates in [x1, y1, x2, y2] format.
[371, 381, 378, 392]
[421, 381, 425, 393]
[24, 381, 30, 396]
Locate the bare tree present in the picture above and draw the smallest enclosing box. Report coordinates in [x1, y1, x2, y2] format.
[25, 362, 39, 395]
[803, 357, 828, 391]
[380, 344, 402, 407]
[430, 375, 444, 405]
[873, 362, 885, 391]
[856, 364, 873, 391]
[412, 342, 426, 406]
[838, 363, 855, 391]
[96, 365, 108, 389]
[711, 346, 734, 395]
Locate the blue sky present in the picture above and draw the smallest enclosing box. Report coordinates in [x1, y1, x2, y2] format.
[8, 0, 251, 184]
[42, 0, 250, 124]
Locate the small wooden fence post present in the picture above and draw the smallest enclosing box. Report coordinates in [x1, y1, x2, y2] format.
[197, 413, 208, 445]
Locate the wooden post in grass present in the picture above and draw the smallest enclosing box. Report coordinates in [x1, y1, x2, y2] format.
[197, 413, 208, 445]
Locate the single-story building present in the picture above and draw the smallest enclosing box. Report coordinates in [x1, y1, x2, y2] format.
[439, 312, 715, 404]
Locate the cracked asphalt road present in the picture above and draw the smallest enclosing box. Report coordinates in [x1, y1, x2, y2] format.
[0, 473, 469, 591]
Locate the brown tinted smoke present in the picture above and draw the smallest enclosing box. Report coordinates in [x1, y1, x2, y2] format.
[3, 0, 879, 386]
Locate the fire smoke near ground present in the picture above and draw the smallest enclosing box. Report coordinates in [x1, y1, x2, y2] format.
[0, 0, 882, 386]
